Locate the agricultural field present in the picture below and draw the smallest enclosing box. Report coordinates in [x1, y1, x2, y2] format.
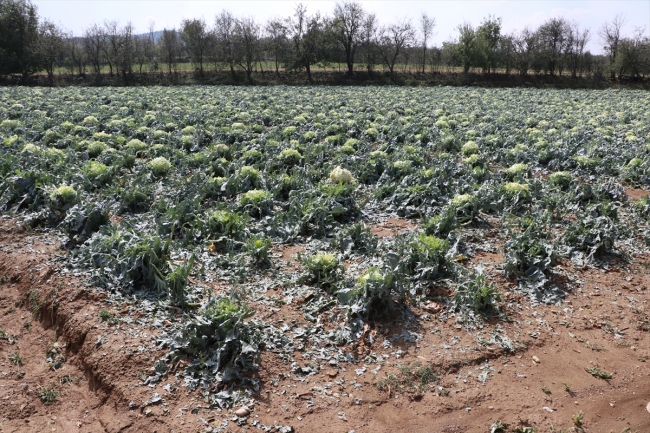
[1, 86, 650, 433]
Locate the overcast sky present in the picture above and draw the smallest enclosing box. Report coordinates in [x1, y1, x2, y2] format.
[33, 0, 650, 54]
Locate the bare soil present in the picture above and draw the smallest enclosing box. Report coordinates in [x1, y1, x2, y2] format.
[1, 218, 650, 433]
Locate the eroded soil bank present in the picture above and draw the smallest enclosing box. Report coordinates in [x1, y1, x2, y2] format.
[1, 219, 650, 433]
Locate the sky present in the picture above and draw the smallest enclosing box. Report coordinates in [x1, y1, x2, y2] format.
[32, 0, 650, 54]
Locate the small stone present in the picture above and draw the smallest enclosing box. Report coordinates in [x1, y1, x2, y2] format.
[532, 356, 540, 364]
[333, 393, 340, 398]
[646, 402, 650, 413]
[235, 407, 250, 417]
[328, 370, 338, 378]
[631, 346, 637, 351]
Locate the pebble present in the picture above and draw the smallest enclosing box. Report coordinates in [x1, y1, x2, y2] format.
[532, 356, 540, 364]
[328, 370, 338, 378]
[235, 407, 250, 417]
[646, 402, 650, 413]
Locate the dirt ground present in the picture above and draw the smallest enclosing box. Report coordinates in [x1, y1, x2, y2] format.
[1, 218, 650, 433]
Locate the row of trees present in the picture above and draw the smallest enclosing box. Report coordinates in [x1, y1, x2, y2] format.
[1, 0, 649, 84]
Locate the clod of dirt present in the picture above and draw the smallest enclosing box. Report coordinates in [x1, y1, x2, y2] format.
[327, 370, 338, 378]
[235, 407, 251, 417]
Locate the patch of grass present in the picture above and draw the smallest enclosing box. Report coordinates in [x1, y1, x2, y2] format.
[572, 411, 584, 430]
[489, 420, 508, 433]
[8, 351, 24, 366]
[376, 362, 437, 395]
[540, 385, 551, 395]
[21, 320, 31, 332]
[98, 308, 117, 324]
[37, 383, 59, 405]
[60, 374, 72, 385]
[25, 289, 41, 318]
[585, 366, 612, 379]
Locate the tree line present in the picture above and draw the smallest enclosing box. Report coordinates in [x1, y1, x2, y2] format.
[1, 0, 648, 85]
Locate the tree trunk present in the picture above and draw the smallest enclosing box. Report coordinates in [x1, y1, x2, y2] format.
[228, 62, 237, 80]
[306, 63, 313, 83]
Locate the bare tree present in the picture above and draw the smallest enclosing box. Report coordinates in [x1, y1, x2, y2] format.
[102, 20, 119, 76]
[360, 13, 377, 74]
[566, 22, 590, 78]
[599, 14, 625, 79]
[38, 19, 65, 85]
[214, 10, 237, 79]
[234, 16, 260, 83]
[376, 18, 415, 79]
[145, 20, 157, 72]
[288, 3, 325, 83]
[265, 17, 289, 76]
[332, 1, 365, 75]
[513, 27, 537, 75]
[160, 28, 180, 74]
[65, 34, 85, 75]
[180, 17, 209, 75]
[83, 24, 104, 76]
[418, 12, 435, 73]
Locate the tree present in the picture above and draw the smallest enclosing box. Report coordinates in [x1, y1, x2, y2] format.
[566, 23, 590, 78]
[615, 29, 650, 78]
[265, 17, 289, 76]
[476, 15, 501, 73]
[360, 13, 377, 74]
[536, 17, 570, 75]
[234, 16, 260, 83]
[65, 34, 85, 75]
[513, 27, 537, 75]
[160, 28, 180, 74]
[456, 22, 477, 74]
[376, 19, 415, 79]
[214, 10, 237, 79]
[181, 18, 209, 75]
[418, 12, 435, 73]
[38, 19, 65, 85]
[83, 24, 105, 76]
[288, 4, 325, 83]
[599, 14, 625, 79]
[0, 0, 41, 80]
[332, 1, 365, 76]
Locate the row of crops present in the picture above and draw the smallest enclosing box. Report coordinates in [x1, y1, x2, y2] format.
[2, 86, 650, 402]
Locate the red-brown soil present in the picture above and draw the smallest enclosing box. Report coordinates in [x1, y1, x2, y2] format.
[1, 218, 650, 433]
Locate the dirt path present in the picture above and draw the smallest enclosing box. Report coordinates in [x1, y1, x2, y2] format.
[1, 219, 650, 432]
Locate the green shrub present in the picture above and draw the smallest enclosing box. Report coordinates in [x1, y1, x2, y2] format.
[329, 166, 355, 184]
[461, 141, 479, 156]
[365, 127, 379, 139]
[149, 157, 172, 176]
[207, 210, 247, 236]
[83, 161, 109, 179]
[279, 148, 302, 165]
[87, 141, 107, 157]
[302, 252, 341, 288]
[50, 185, 77, 205]
[126, 138, 147, 152]
[451, 272, 500, 318]
[504, 163, 529, 179]
[244, 236, 272, 265]
[548, 171, 572, 190]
